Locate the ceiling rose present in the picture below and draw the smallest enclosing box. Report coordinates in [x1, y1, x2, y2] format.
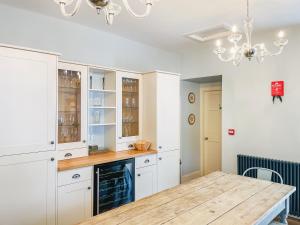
[53, 0, 159, 25]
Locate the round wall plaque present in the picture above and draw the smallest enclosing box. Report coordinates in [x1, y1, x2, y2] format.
[188, 92, 195, 104]
[188, 113, 196, 125]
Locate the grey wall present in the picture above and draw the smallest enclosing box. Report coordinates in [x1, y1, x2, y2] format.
[0, 4, 181, 73]
[181, 25, 300, 173]
[180, 81, 200, 176]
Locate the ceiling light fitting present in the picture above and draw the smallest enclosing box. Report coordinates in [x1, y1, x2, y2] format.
[53, 0, 159, 25]
[214, 0, 288, 66]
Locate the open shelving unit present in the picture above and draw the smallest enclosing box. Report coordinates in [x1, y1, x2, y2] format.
[88, 67, 116, 152]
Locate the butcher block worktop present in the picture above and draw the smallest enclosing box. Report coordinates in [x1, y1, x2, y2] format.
[58, 149, 157, 171]
[78, 172, 295, 225]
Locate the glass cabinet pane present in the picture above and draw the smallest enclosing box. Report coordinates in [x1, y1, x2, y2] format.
[122, 78, 139, 137]
[58, 69, 81, 144]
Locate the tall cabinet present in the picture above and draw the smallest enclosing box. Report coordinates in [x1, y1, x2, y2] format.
[0, 45, 57, 225]
[142, 72, 181, 192]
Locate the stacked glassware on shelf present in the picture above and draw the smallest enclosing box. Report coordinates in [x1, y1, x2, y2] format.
[122, 78, 139, 137]
[58, 69, 81, 144]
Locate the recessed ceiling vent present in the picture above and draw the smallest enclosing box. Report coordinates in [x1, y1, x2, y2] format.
[185, 24, 231, 42]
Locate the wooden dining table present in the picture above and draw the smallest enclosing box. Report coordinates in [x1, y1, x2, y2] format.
[79, 171, 296, 225]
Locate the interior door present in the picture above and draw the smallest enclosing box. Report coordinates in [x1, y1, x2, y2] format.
[57, 62, 88, 150]
[0, 47, 57, 156]
[157, 150, 180, 192]
[203, 90, 222, 175]
[0, 151, 56, 225]
[156, 74, 180, 151]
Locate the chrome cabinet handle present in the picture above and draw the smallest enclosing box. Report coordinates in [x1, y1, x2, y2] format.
[72, 174, 81, 179]
[64, 153, 72, 158]
[144, 159, 150, 164]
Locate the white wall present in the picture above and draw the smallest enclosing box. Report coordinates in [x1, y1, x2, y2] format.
[181, 25, 300, 173]
[180, 81, 200, 175]
[0, 4, 181, 73]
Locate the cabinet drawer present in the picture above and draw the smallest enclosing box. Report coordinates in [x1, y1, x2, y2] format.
[58, 167, 92, 187]
[135, 154, 157, 169]
[57, 148, 88, 160]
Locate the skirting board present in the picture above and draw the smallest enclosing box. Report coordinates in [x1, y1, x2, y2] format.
[181, 170, 202, 183]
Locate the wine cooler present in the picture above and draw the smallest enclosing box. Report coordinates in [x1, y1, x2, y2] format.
[93, 158, 135, 215]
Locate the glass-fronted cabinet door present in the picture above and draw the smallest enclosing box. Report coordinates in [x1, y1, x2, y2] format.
[117, 72, 142, 148]
[57, 62, 87, 150]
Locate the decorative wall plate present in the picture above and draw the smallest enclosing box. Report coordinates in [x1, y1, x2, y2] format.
[188, 92, 195, 104]
[188, 113, 196, 125]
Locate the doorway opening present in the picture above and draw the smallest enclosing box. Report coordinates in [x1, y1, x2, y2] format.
[181, 75, 222, 182]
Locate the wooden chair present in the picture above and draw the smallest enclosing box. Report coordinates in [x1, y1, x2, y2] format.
[243, 167, 286, 225]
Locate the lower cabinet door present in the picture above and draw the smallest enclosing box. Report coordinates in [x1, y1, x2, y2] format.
[58, 180, 92, 225]
[0, 151, 56, 225]
[157, 150, 180, 192]
[135, 165, 157, 200]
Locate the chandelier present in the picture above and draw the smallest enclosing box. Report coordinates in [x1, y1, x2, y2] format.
[53, 0, 159, 25]
[214, 0, 288, 66]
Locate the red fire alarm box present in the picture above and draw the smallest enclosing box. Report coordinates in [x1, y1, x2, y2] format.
[228, 129, 235, 136]
[271, 81, 284, 97]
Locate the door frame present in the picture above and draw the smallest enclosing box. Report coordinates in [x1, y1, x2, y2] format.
[199, 83, 222, 176]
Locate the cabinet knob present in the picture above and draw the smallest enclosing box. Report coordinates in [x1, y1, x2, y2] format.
[137, 174, 141, 177]
[158, 146, 162, 149]
[50, 141, 55, 145]
[82, 140, 86, 143]
[64, 153, 72, 158]
[50, 157, 55, 161]
[205, 137, 209, 141]
[118, 137, 122, 139]
[128, 144, 134, 148]
[87, 187, 91, 190]
[158, 157, 162, 161]
[144, 159, 150, 164]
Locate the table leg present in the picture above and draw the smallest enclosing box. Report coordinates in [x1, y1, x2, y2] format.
[279, 198, 289, 224]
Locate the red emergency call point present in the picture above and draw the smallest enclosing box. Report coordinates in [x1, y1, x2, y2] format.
[271, 81, 284, 97]
[228, 129, 235, 136]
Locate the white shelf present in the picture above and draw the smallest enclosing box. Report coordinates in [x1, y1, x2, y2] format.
[88, 106, 116, 109]
[88, 89, 116, 93]
[89, 123, 116, 126]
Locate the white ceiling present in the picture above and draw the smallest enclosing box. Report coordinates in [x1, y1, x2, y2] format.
[1, 0, 300, 52]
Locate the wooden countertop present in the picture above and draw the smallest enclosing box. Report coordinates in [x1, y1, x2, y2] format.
[57, 149, 157, 171]
[78, 172, 296, 225]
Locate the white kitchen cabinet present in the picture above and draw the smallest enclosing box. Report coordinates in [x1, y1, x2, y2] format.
[135, 165, 157, 200]
[135, 155, 157, 200]
[142, 72, 180, 152]
[0, 151, 56, 225]
[58, 180, 92, 225]
[157, 150, 180, 192]
[116, 72, 142, 150]
[57, 62, 88, 151]
[0, 46, 57, 156]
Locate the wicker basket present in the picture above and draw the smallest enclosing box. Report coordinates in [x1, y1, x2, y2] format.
[134, 141, 151, 151]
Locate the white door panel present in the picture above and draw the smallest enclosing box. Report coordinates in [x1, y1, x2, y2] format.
[156, 74, 180, 151]
[0, 47, 56, 156]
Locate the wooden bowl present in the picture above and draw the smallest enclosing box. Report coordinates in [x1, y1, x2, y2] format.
[134, 141, 151, 151]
